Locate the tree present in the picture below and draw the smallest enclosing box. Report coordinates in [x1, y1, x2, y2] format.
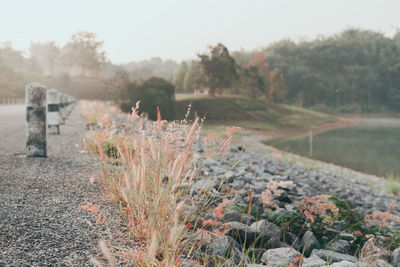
[121, 77, 175, 120]
[268, 68, 286, 102]
[0, 57, 18, 99]
[0, 42, 25, 71]
[62, 31, 106, 76]
[174, 62, 188, 93]
[238, 66, 264, 99]
[197, 43, 238, 96]
[183, 61, 202, 93]
[236, 51, 270, 98]
[110, 71, 130, 101]
[29, 41, 60, 76]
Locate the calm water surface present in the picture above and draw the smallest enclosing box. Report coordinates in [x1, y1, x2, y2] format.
[268, 117, 400, 177]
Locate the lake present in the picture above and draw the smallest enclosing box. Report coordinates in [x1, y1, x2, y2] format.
[267, 116, 400, 177]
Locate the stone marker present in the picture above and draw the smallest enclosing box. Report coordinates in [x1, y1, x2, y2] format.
[47, 89, 60, 135]
[26, 82, 47, 157]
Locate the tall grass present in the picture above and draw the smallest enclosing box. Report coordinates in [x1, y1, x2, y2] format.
[84, 102, 212, 265]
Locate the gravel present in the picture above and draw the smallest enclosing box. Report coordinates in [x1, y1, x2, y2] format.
[0, 104, 107, 266]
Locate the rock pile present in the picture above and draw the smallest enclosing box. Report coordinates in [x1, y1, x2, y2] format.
[184, 143, 400, 266]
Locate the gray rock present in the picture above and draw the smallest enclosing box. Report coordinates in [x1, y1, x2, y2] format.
[311, 249, 357, 264]
[391, 247, 400, 267]
[302, 255, 326, 267]
[339, 233, 355, 241]
[223, 210, 243, 222]
[323, 261, 358, 267]
[260, 247, 300, 267]
[180, 259, 199, 267]
[247, 248, 266, 263]
[374, 259, 394, 267]
[245, 264, 266, 267]
[231, 180, 245, 190]
[328, 240, 351, 254]
[191, 178, 216, 194]
[201, 234, 245, 266]
[285, 232, 301, 251]
[221, 221, 280, 249]
[301, 230, 320, 255]
[242, 214, 256, 225]
[250, 219, 280, 235]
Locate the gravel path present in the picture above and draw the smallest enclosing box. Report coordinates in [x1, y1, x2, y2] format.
[0, 104, 104, 266]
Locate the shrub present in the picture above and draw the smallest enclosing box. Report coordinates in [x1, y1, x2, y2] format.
[120, 77, 176, 120]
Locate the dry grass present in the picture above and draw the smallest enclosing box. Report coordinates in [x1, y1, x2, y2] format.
[81, 100, 121, 126]
[82, 101, 236, 266]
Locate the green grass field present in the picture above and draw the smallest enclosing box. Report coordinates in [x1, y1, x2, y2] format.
[175, 95, 336, 133]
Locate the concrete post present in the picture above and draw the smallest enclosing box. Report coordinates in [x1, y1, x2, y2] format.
[47, 89, 60, 135]
[59, 94, 67, 125]
[26, 82, 47, 157]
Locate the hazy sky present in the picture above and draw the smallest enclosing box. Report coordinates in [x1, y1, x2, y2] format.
[1, 0, 399, 63]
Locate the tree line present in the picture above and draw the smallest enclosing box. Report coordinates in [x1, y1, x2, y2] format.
[176, 29, 400, 113]
[3, 28, 400, 113]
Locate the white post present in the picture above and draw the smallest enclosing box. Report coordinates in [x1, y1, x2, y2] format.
[26, 82, 47, 157]
[59, 94, 66, 125]
[47, 89, 60, 135]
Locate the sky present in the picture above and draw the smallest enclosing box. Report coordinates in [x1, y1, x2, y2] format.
[0, 0, 399, 64]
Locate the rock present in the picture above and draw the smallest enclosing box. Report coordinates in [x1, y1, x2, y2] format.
[223, 210, 242, 222]
[302, 255, 326, 267]
[284, 232, 301, 251]
[231, 180, 245, 190]
[323, 261, 358, 267]
[245, 265, 265, 267]
[250, 219, 280, 235]
[201, 234, 245, 266]
[242, 214, 256, 225]
[374, 259, 394, 267]
[391, 247, 400, 267]
[339, 233, 355, 241]
[180, 259, 199, 267]
[260, 247, 300, 267]
[360, 238, 387, 264]
[191, 178, 216, 194]
[249, 220, 281, 248]
[301, 230, 320, 255]
[311, 249, 357, 264]
[328, 240, 350, 254]
[221, 221, 280, 249]
[247, 248, 266, 263]
[224, 170, 236, 181]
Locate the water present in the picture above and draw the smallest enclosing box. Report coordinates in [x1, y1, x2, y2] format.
[267, 117, 400, 177]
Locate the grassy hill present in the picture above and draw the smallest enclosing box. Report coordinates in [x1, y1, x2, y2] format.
[175, 95, 337, 133]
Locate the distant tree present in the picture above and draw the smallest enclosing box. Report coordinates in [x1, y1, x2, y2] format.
[29, 41, 60, 76]
[236, 51, 270, 98]
[183, 61, 202, 93]
[0, 57, 18, 99]
[110, 71, 130, 100]
[0, 42, 25, 71]
[268, 68, 286, 102]
[121, 77, 175, 120]
[62, 31, 106, 76]
[123, 57, 179, 81]
[174, 62, 188, 93]
[197, 43, 238, 96]
[238, 66, 264, 99]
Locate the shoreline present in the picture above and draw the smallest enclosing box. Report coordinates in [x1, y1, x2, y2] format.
[249, 116, 358, 142]
[234, 117, 395, 194]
